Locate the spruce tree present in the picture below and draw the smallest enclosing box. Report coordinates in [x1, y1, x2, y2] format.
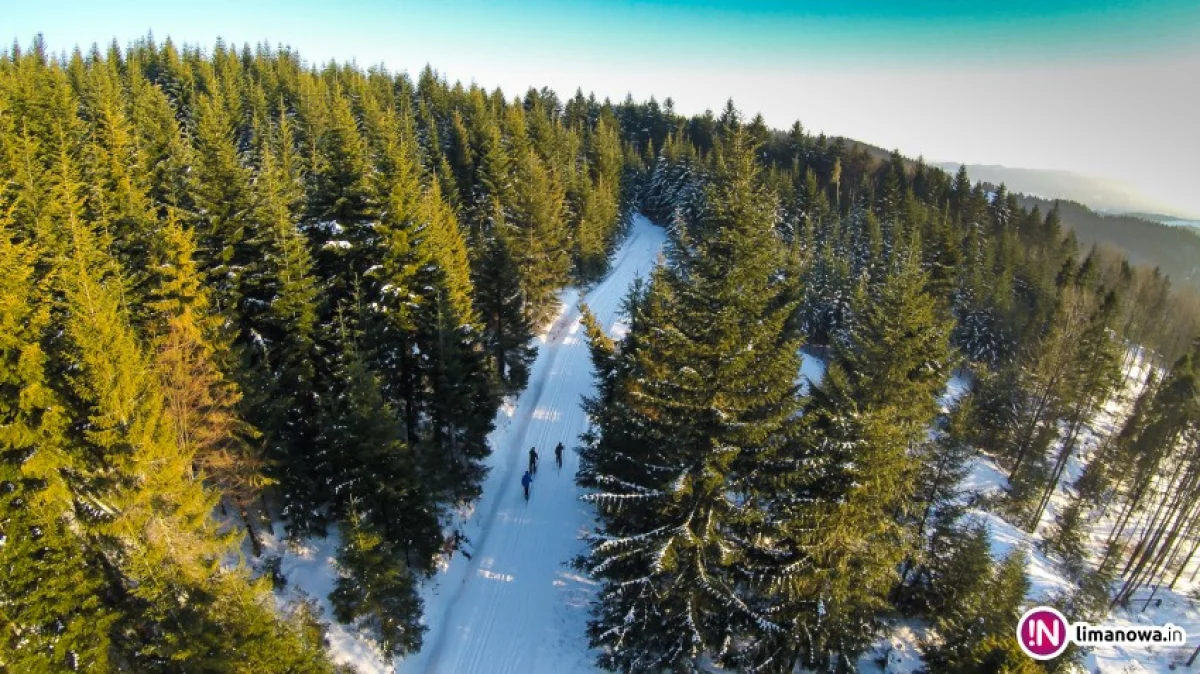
[47, 135, 330, 671]
[190, 87, 256, 319]
[77, 53, 157, 274]
[578, 129, 803, 671]
[319, 303, 441, 573]
[145, 212, 265, 553]
[247, 116, 326, 540]
[923, 547, 1034, 673]
[0, 200, 120, 672]
[331, 508, 427, 660]
[1044, 496, 1089, 578]
[414, 182, 496, 503]
[921, 521, 993, 619]
[307, 85, 376, 285]
[509, 147, 570, 324]
[475, 232, 536, 391]
[362, 95, 429, 439]
[753, 246, 954, 671]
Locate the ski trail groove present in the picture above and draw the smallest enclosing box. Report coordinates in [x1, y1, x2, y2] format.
[415, 301, 578, 671]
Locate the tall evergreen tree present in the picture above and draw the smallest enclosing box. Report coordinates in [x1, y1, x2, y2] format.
[578, 130, 804, 672]
[331, 508, 427, 660]
[145, 212, 265, 553]
[923, 547, 1035, 674]
[475, 232, 536, 391]
[752, 246, 955, 671]
[247, 115, 326, 540]
[0, 197, 120, 672]
[509, 147, 570, 324]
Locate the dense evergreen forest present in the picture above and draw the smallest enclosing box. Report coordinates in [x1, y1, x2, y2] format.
[2, 35, 1199, 672]
[1013, 195, 1200, 290]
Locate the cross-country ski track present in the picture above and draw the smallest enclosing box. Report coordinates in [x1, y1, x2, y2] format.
[395, 215, 668, 674]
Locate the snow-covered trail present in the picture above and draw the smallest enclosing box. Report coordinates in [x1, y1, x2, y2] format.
[398, 216, 667, 674]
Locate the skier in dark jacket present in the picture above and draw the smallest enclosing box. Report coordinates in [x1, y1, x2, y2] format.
[529, 446, 539, 474]
[554, 442, 564, 469]
[521, 470, 533, 500]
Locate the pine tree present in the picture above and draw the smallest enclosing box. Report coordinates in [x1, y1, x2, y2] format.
[896, 397, 979, 608]
[475, 232, 536, 391]
[913, 396, 977, 540]
[1076, 372, 1156, 507]
[414, 182, 496, 503]
[578, 130, 804, 672]
[836, 246, 957, 435]
[0, 195, 120, 672]
[45, 134, 331, 671]
[509, 147, 569, 324]
[468, 112, 511, 236]
[77, 53, 158, 274]
[307, 85, 376, 285]
[921, 521, 993, 619]
[1006, 287, 1094, 479]
[923, 547, 1034, 673]
[362, 95, 429, 439]
[753, 245, 955, 671]
[190, 86, 256, 319]
[247, 115, 326, 540]
[572, 116, 624, 281]
[1043, 496, 1089, 578]
[1028, 291, 1123, 530]
[331, 507, 427, 660]
[319, 303, 441, 573]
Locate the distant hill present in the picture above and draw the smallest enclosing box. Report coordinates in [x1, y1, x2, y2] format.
[1007, 195, 1200, 288]
[934, 163, 1197, 220]
[1122, 213, 1200, 231]
[808, 158, 1200, 288]
[916, 164, 1200, 289]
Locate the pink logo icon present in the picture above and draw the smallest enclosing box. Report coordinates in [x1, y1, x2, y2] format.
[1017, 606, 1070, 660]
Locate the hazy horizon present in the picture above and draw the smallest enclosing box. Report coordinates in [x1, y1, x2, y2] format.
[10, 0, 1199, 217]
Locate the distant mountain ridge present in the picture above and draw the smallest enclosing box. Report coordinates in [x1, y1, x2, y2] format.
[933, 163, 1198, 220]
[917, 163, 1200, 289]
[1009, 195, 1200, 287]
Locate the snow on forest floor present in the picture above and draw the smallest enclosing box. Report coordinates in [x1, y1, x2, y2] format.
[256, 216, 667, 673]
[257, 223, 1191, 673]
[394, 217, 668, 674]
[860, 348, 1200, 673]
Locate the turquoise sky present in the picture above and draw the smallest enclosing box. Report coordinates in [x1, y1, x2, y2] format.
[8, 0, 1200, 215]
[10, 0, 1199, 65]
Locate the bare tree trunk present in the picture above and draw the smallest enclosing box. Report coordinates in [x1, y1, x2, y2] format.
[236, 497, 262, 558]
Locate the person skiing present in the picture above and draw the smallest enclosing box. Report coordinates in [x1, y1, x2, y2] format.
[554, 441, 564, 470]
[529, 446, 539, 474]
[521, 470, 533, 501]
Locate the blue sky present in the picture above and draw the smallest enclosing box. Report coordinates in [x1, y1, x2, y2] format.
[9, 0, 1200, 215]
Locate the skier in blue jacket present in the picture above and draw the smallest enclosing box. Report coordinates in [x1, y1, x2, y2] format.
[521, 470, 533, 501]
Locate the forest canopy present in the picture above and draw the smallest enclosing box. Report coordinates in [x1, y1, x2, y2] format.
[2, 33, 1198, 672]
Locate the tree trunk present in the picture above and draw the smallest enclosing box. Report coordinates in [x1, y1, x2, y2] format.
[241, 498, 263, 558]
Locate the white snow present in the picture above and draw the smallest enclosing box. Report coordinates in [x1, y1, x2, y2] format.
[266, 215, 666, 673]
[249, 523, 397, 674]
[799, 348, 827, 395]
[858, 618, 929, 674]
[396, 216, 666, 674]
[262, 222, 1191, 673]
